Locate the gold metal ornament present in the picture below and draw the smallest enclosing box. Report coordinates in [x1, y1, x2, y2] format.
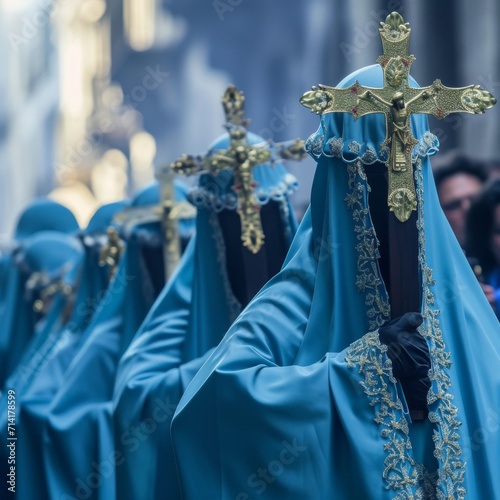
[98, 226, 124, 278]
[171, 85, 270, 253]
[275, 138, 307, 161]
[112, 168, 196, 281]
[300, 11, 497, 222]
[156, 163, 196, 279]
[172, 85, 307, 253]
[26, 271, 73, 314]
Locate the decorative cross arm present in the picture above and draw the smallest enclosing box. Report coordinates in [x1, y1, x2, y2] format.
[300, 11, 496, 222]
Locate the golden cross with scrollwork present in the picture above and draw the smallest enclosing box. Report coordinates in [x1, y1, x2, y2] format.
[300, 12, 496, 222]
[171, 85, 306, 253]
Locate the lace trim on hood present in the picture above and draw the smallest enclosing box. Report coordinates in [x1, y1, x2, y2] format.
[188, 172, 299, 213]
[305, 121, 439, 165]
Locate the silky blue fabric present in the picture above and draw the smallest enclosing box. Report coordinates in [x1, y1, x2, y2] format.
[0, 230, 82, 389]
[488, 268, 500, 319]
[112, 133, 298, 500]
[171, 65, 500, 499]
[3, 201, 129, 401]
[15, 181, 193, 500]
[0, 200, 79, 387]
[0, 231, 83, 497]
[14, 198, 79, 239]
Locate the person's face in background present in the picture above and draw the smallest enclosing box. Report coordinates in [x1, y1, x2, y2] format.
[490, 204, 500, 266]
[438, 173, 483, 247]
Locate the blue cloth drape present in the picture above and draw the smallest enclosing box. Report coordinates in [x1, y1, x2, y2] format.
[14, 181, 192, 500]
[112, 143, 298, 500]
[171, 65, 500, 499]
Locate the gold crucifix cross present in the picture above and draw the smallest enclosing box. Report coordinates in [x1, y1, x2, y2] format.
[111, 165, 196, 281]
[171, 85, 305, 253]
[156, 163, 197, 279]
[300, 12, 496, 222]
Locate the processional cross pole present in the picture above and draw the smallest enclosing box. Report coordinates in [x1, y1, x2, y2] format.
[171, 84, 306, 254]
[301, 11, 496, 223]
[301, 12, 496, 321]
[156, 163, 196, 279]
[111, 166, 196, 282]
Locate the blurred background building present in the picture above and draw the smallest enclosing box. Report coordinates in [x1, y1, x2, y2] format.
[0, 0, 499, 238]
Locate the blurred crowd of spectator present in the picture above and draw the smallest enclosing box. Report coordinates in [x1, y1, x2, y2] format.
[434, 151, 500, 319]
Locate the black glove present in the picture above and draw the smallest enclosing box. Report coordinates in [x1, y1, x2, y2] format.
[379, 312, 431, 416]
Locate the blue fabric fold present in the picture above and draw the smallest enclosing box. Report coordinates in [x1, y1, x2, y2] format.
[0, 200, 80, 388]
[15, 181, 193, 500]
[111, 132, 300, 500]
[0, 230, 83, 388]
[171, 65, 500, 499]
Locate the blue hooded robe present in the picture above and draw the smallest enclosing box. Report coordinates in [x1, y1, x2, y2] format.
[3, 201, 129, 402]
[17, 181, 193, 500]
[14, 199, 79, 239]
[0, 200, 79, 387]
[171, 65, 500, 499]
[112, 131, 299, 500]
[0, 197, 79, 322]
[0, 230, 83, 496]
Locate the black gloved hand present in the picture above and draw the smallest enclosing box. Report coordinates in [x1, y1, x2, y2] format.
[378, 312, 431, 415]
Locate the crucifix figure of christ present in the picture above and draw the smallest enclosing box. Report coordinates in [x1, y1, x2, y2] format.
[171, 84, 306, 254]
[301, 11, 496, 324]
[300, 11, 496, 223]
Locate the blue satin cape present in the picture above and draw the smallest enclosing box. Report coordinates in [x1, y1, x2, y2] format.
[16, 181, 192, 500]
[5, 201, 129, 399]
[112, 140, 298, 500]
[171, 65, 500, 499]
[0, 200, 79, 387]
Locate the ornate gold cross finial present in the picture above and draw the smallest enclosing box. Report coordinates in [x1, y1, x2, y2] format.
[300, 12, 496, 222]
[222, 83, 249, 127]
[172, 85, 306, 253]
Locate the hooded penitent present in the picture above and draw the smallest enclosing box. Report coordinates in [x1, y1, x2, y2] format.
[112, 106, 302, 499]
[170, 64, 500, 499]
[14, 181, 193, 500]
[0, 199, 80, 387]
[4, 201, 129, 396]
